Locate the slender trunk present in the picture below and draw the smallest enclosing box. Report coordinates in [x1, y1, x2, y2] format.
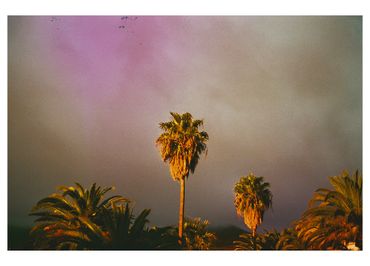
[178, 177, 186, 246]
[252, 227, 257, 250]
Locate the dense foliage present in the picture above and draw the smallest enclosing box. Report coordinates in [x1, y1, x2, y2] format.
[29, 183, 153, 250]
[234, 229, 280, 250]
[183, 217, 216, 250]
[295, 170, 362, 250]
[26, 111, 361, 251]
[29, 183, 128, 249]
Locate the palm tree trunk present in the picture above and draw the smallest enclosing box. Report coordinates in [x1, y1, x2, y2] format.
[252, 227, 257, 250]
[178, 177, 185, 246]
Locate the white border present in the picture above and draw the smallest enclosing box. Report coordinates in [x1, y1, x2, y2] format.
[1, 0, 367, 15]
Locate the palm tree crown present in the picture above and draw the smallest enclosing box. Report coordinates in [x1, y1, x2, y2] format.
[156, 112, 209, 180]
[29, 183, 128, 249]
[234, 173, 272, 237]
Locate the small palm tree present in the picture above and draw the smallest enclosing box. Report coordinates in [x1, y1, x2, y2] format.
[276, 227, 306, 250]
[145, 226, 181, 250]
[156, 112, 209, 244]
[234, 232, 263, 250]
[234, 229, 279, 250]
[29, 183, 128, 249]
[155, 217, 216, 250]
[233, 173, 272, 249]
[183, 217, 216, 250]
[295, 170, 362, 250]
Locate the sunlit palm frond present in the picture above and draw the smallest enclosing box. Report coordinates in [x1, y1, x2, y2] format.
[295, 170, 362, 250]
[29, 182, 128, 249]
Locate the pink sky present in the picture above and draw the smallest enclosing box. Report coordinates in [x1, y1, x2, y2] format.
[9, 16, 362, 229]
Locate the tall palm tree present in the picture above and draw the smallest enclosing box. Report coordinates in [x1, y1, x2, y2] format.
[295, 170, 362, 250]
[155, 112, 209, 244]
[233, 173, 272, 249]
[29, 183, 128, 249]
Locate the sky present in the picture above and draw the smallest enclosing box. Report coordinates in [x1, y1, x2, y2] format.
[8, 16, 362, 230]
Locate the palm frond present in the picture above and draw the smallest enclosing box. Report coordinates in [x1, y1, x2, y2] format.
[295, 170, 362, 250]
[29, 182, 129, 250]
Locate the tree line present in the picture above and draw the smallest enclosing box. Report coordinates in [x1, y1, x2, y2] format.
[28, 112, 362, 250]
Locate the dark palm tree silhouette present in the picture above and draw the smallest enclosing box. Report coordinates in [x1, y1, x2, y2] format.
[100, 203, 151, 249]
